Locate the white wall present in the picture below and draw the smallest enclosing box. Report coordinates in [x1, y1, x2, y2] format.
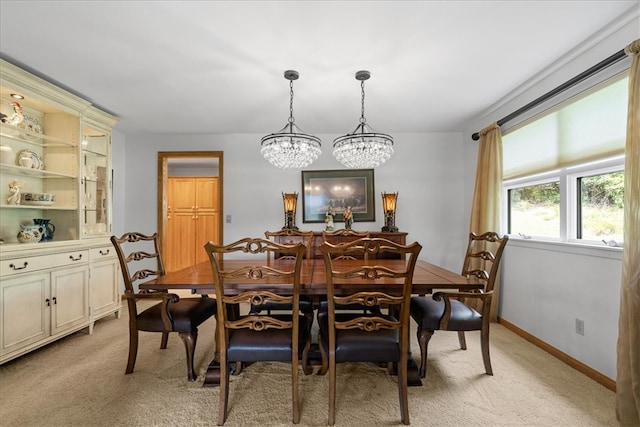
[461, 12, 639, 380]
[114, 132, 467, 272]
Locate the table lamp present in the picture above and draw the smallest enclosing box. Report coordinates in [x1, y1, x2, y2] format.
[282, 192, 298, 230]
[381, 191, 399, 232]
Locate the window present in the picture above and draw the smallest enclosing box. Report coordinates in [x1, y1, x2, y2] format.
[508, 180, 560, 239]
[503, 73, 627, 246]
[576, 169, 624, 243]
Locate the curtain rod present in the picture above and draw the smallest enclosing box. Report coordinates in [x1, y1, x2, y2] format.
[472, 48, 628, 141]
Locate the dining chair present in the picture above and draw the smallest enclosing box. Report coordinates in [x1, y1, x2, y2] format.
[318, 237, 422, 425]
[250, 229, 315, 374]
[110, 232, 217, 381]
[204, 237, 312, 425]
[410, 231, 508, 377]
[321, 229, 370, 260]
[319, 229, 379, 315]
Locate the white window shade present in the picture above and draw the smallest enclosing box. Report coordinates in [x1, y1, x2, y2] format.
[503, 76, 628, 180]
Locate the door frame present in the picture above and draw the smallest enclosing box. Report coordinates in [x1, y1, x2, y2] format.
[157, 151, 224, 263]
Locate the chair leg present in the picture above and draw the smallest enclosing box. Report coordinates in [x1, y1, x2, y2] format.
[160, 331, 169, 349]
[292, 350, 300, 423]
[328, 353, 336, 426]
[301, 337, 312, 375]
[457, 331, 467, 350]
[178, 331, 198, 381]
[126, 327, 139, 374]
[218, 351, 229, 426]
[480, 323, 493, 375]
[416, 327, 434, 378]
[398, 356, 409, 425]
[233, 362, 243, 375]
[317, 334, 328, 376]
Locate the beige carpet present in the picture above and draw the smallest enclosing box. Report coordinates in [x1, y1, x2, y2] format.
[0, 303, 616, 427]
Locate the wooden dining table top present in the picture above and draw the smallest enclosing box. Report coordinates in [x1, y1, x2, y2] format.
[139, 258, 483, 295]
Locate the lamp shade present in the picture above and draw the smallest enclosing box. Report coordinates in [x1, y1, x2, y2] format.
[282, 192, 298, 229]
[382, 192, 398, 213]
[381, 191, 399, 232]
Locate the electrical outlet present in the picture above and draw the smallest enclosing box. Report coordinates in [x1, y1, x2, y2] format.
[575, 318, 585, 336]
[226, 215, 232, 224]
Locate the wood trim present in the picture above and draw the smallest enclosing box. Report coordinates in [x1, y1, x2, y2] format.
[497, 317, 616, 391]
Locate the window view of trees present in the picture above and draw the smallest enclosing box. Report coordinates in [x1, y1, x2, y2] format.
[579, 171, 624, 242]
[508, 182, 560, 238]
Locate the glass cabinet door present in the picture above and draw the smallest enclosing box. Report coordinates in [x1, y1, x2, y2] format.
[81, 125, 110, 237]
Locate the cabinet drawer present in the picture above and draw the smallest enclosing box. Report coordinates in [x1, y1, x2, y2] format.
[0, 250, 89, 277]
[89, 246, 116, 261]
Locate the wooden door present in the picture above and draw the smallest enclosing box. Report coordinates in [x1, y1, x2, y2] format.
[165, 177, 219, 272]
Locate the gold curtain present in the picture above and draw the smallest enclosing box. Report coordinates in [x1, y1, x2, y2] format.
[617, 39, 640, 426]
[469, 122, 503, 321]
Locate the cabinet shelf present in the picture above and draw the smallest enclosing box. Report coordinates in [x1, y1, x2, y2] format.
[0, 163, 76, 179]
[0, 123, 76, 148]
[0, 204, 77, 211]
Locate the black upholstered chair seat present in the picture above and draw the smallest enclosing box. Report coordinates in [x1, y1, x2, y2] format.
[410, 297, 483, 331]
[227, 315, 310, 362]
[136, 297, 217, 332]
[318, 312, 400, 362]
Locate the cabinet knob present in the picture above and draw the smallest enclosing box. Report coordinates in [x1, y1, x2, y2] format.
[9, 262, 28, 270]
[45, 298, 50, 307]
[52, 297, 57, 305]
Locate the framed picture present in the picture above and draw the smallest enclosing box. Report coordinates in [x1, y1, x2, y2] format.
[301, 169, 375, 223]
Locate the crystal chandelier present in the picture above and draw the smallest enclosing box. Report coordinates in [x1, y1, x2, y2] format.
[261, 70, 322, 169]
[333, 70, 394, 168]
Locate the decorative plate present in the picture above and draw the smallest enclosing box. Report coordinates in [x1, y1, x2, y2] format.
[15, 149, 43, 170]
[17, 115, 43, 140]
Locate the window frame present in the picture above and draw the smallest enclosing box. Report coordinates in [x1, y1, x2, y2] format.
[502, 155, 624, 248]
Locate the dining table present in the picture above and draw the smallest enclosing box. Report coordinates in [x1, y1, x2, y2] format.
[139, 258, 483, 386]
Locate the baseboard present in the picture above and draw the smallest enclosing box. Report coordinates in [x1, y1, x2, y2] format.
[497, 317, 616, 392]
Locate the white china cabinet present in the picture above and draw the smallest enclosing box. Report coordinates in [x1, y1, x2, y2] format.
[0, 59, 121, 364]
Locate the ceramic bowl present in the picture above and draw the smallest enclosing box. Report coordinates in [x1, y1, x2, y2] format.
[21, 193, 56, 206]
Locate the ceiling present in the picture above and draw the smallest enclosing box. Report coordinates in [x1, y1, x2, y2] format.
[0, 1, 638, 137]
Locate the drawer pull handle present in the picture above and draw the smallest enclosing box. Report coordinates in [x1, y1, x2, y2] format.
[52, 297, 57, 305]
[46, 298, 50, 307]
[99, 249, 110, 256]
[69, 254, 83, 261]
[9, 262, 28, 270]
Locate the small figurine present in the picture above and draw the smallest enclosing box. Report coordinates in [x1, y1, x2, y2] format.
[325, 206, 335, 231]
[8, 101, 24, 126]
[343, 205, 353, 229]
[6, 180, 24, 205]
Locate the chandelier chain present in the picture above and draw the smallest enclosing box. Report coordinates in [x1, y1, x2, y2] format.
[360, 80, 366, 124]
[289, 79, 295, 124]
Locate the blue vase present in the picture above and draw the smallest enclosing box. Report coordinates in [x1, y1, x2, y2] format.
[33, 219, 55, 241]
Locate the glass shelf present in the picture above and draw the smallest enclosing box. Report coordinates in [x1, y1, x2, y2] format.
[0, 123, 76, 148]
[0, 163, 76, 179]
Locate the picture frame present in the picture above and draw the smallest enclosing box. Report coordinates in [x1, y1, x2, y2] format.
[301, 169, 375, 223]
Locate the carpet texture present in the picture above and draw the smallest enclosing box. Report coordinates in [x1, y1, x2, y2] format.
[0, 303, 616, 426]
